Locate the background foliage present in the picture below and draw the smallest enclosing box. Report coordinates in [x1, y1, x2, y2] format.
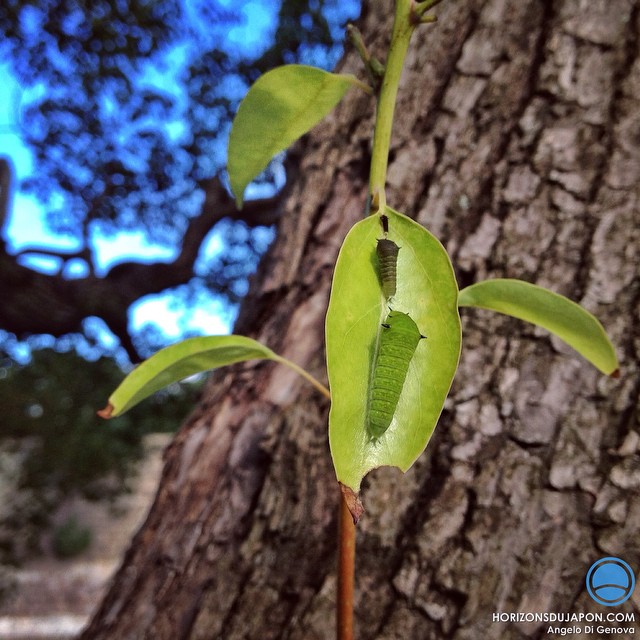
[0, 0, 359, 357]
[0, 347, 200, 563]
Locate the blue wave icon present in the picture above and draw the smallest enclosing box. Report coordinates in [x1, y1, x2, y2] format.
[586, 557, 636, 607]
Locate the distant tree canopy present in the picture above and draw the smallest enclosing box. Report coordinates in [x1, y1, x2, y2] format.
[0, 346, 200, 563]
[0, 0, 360, 361]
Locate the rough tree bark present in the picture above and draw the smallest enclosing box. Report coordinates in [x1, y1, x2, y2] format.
[83, 1, 640, 638]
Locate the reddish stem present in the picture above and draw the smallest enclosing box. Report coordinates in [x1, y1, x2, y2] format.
[337, 490, 356, 640]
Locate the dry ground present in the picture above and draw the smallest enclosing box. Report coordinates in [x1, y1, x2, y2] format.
[0, 433, 170, 639]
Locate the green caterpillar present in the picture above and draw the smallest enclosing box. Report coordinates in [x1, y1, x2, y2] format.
[376, 214, 400, 300]
[368, 310, 425, 439]
[377, 239, 400, 299]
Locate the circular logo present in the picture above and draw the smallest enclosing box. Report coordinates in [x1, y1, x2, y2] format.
[586, 557, 635, 606]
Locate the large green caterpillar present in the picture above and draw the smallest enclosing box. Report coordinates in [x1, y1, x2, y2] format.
[376, 214, 400, 300]
[368, 310, 425, 439]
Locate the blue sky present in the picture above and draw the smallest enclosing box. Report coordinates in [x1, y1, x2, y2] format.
[0, 1, 359, 359]
[0, 4, 273, 342]
[0, 69, 232, 342]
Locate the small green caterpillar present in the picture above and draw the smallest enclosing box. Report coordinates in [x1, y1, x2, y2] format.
[376, 213, 399, 300]
[377, 238, 400, 299]
[368, 310, 425, 439]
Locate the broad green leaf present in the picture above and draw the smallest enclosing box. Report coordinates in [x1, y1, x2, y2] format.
[458, 279, 619, 375]
[228, 64, 363, 207]
[326, 207, 461, 492]
[99, 336, 276, 418]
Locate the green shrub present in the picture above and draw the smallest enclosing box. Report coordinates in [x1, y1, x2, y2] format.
[52, 516, 92, 558]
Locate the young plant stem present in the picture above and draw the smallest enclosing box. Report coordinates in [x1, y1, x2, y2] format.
[368, 0, 416, 214]
[336, 5, 421, 639]
[337, 490, 356, 640]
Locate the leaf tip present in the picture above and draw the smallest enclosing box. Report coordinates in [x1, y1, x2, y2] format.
[610, 368, 621, 379]
[339, 483, 365, 525]
[97, 403, 114, 419]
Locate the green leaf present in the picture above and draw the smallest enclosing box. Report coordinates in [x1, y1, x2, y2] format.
[326, 207, 461, 492]
[458, 279, 619, 375]
[99, 336, 276, 418]
[228, 64, 363, 207]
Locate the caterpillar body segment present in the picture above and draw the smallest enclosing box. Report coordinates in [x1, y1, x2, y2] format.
[376, 238, 400, 300]
[368, 310, 424, 439]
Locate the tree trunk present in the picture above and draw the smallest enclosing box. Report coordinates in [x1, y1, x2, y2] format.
[83, 2, 640, 638]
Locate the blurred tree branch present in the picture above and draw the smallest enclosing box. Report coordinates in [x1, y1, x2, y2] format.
[0, 0, 355, 360]
[0, 171, 284, 361]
